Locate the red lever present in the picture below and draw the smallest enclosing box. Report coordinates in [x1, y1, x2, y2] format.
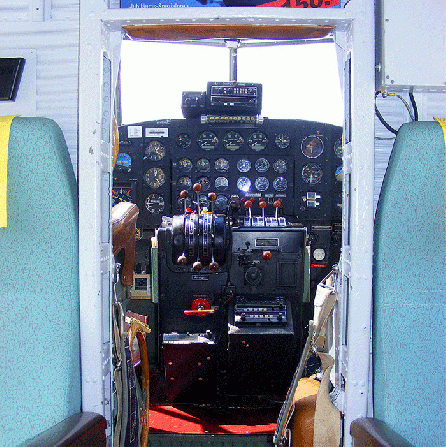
[184, 298, 215, 317]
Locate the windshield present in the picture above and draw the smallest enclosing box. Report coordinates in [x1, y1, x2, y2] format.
[120, 40, 343, 125]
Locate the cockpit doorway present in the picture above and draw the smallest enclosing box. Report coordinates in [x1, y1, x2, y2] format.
[78, 7, 376, 446]
[113, 30, 345, 439]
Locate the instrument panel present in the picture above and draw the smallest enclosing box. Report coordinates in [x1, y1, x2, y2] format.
[113, 118, 343, 232]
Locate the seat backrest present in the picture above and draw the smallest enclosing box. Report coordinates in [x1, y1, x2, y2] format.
[0, 117, 81, 447]
[373, 121, 446, 446]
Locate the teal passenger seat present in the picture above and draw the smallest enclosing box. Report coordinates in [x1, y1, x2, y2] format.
[352, 121, 446, 446]
[0, 117, 105, 447]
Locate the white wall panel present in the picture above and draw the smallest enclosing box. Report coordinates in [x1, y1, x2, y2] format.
[0, 0, 31, 21]
[0, 1, 80, 174]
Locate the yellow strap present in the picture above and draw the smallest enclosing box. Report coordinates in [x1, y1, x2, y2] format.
[0, 116, 17, 228]
[434, 117, 446, 149]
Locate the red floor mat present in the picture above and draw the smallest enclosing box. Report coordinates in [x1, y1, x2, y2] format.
[149, 405, 278, 434]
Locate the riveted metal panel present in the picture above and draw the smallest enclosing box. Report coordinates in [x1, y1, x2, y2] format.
[0, 1, 80, 173]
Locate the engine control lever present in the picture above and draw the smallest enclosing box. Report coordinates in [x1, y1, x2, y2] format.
[193, 183, 202, 214]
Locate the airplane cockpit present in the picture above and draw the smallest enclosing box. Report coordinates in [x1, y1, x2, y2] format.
[3, 1, 446, 445]
[112, 69, 343, 437]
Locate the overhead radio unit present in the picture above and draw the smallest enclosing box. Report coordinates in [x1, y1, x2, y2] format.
[181, 82, 262, 118]
[207, 82, 262, 115]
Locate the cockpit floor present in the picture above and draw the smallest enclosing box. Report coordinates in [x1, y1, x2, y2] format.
[149, 404, 279, 435]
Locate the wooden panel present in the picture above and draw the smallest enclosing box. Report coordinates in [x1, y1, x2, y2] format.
[123, 23, 334, 41]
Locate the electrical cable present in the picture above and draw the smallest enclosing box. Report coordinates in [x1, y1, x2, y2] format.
[375, 91, 398, 135]
[409, 91, 419, 121]
[394, 93, 415, 121]
[375, 90, 420, 135]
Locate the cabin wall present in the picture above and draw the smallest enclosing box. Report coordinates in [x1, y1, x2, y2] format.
[374, 0, 446, 206]
[0, 0, 80, 173]
[374, 92, 446, 207]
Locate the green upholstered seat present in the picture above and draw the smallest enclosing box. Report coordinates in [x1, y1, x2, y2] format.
[373, 121, 446, 446]
[0, 117, 81, 447]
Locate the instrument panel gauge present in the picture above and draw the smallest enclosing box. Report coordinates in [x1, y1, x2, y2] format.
[214, 158, 229, 173]
[273, 176, 288, 192]
[255, 176, 269, 192]
[302, 163, 323, 184]
[313, 248, 326, 261]
[178, 176, 192, 190]
[301, 136, 324, 158]
[196, 176, 211, 191]
[275, 133, 291, 149]
[197, 131, 218, 151]
[248, 131, 268, 151]
[335, 166, 343, 182]
[178, 196, 192, 212]
[145, 194, 165, 214]
[255, 157, 270, 173]
[237, 176, 251, 193]
[273, 159, 287, 174]
[144, 167, 165, 188]
[334, 138, 343, 158]
[115, 152, 132, 170]
[237, 159, 251, 173]
[223, 131, 244, 151]
[112, 186, 132, 205]
[198, 193, 210, 209]
[178, 157, 193, 173]
[145, 140, 165, 161]
[214, 194, 229, 213]
[196, 158, 211, 173]
[176, 133, 191, 149]
[215, 176, 229, 191]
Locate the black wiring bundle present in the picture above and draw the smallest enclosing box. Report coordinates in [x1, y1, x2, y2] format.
[375, 90, 418, 135]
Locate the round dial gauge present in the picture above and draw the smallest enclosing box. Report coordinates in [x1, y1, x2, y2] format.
[116, 152, 132, 169]
[112, 186, 132, 206]
[273, 176, 288, 192]
[178, 157, 193, 173]
[214, 195, 229, 213]
[178, 196, 192, 212]
[248, 131, 268, 151]
[214, 158, 229, 172]
[215, 176, 229, 191]
[275, 133, 291, 149]
[335, 166, 343, 182]
[237, 177, 251, 192]
[145, 194, 165, 214]
[196, 158, 211, 173]
[198, 193, 210, 209]
[178, 176, 192, 190]
[313, 248, 326, 261]
[145, 140, 165, 161]
[237, 159, 251, 173]
[255, 176, 269, 192]
[273, 159, 287, 174]
[197, 131, 218, 151]
[223, 131, 244, 151]
[144, 167, 165, 188]
[255, 158, 270, 173]
[302, 136, 324, 158]
[176, 133, 191, 149]
[196, 176, 211, 191]
[334, 138, 343, 158]
[302, 163, 323, 184]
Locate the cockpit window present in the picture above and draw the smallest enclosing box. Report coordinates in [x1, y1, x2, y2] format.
[120, 40, 343, 125]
